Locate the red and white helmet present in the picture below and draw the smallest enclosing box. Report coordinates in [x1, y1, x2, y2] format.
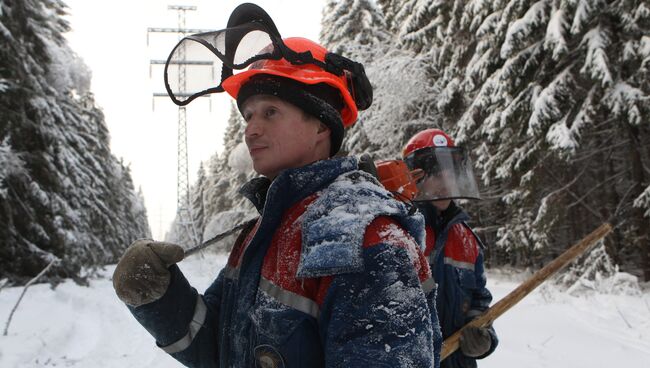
[403, 129, 455, 157]
[403, 129, 480, 201]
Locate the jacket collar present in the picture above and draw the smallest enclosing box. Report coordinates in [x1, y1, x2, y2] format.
[239, 157, 358, 213]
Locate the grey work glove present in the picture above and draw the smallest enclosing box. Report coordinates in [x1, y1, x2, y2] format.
[112, 239, 184, 307]
[459, 325, 492, 358]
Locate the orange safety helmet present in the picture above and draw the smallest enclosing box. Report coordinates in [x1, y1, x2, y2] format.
[163, 3, 372, 125]
[222, 37, 359, 127]
[163, 3, 372, 156]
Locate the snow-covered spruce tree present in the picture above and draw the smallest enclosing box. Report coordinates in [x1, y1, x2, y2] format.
[202, 103, 255, 218]
[202, 104, 256, 252]
[320, 0, 392, 58]
[321, 0, 439, 159]
[376, 0, 402, 33]
[191, 162, 207, 237]
[170, 103, 255, 252]
[388, 0, 443, 53]
[401, 0, 650, 277]
[0, 0, 150, 282]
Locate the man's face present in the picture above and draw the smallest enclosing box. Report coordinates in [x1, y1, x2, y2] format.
[242, 95, 330, 179]
[417, 171, 454, 211]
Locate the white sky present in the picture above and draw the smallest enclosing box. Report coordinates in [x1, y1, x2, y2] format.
[63, 0, 325, 239]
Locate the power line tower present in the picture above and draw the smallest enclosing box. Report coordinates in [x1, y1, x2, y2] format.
[147, 5, 212, 247]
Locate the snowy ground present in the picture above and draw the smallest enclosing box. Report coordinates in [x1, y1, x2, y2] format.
[1, 255, 649, 367]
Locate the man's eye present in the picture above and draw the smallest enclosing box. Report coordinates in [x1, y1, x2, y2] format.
[265, 107, 277, 118]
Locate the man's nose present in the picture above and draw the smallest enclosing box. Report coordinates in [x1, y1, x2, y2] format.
[244, 117, 262, 138]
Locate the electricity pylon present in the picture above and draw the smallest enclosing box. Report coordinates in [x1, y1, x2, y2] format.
[147, 5, 212, 247]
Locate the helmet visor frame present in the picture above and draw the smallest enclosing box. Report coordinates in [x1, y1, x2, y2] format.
[404, 147, 481, 201]
[163, 24, 372, 112]
[163, 22, 285, 106]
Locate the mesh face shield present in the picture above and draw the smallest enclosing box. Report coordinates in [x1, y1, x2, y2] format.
[162, 3, 372, 111]
[404, 147, 480, 201]
[164, 23, 283, 105]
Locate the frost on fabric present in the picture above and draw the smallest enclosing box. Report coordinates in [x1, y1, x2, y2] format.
[247, 290, 298, 352]
[328, 244, 433, 367]
[297, 170, 425, 278]
[377, 223, 420, 265]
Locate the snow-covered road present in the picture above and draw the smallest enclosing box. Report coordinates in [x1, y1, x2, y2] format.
[1, 255, 648, 367]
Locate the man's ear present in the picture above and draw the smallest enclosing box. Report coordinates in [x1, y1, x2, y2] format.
[317, 122, 330, 134]
[317, 123, 332, 141]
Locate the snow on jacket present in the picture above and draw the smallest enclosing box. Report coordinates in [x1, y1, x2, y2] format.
[129, 157, 442, 368]
[418, 202, 498, 368]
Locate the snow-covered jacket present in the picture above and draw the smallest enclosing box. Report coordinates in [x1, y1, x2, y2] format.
[418, 202, 498, 368]
[129, 157, 442, 368]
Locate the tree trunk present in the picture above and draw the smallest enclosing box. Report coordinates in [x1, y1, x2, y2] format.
[626, 123, 649, 280]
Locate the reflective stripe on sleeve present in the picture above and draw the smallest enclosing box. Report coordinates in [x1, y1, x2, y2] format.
[160, 295, 208, 354]
[259, 277, 320, 319]
[444, 257, 475, 271]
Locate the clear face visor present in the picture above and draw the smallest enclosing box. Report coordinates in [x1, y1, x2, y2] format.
[164, 23, 283, 106]
[404, 147, 480, 202]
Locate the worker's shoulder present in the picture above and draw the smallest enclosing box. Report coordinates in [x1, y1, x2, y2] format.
[363, 216, 418, 249]
[296, 170, 423, 278]
[444, 222, 482, 264]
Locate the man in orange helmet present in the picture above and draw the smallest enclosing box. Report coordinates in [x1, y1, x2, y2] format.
[403, 129, 498, 368]
[112, 4, 441, 367]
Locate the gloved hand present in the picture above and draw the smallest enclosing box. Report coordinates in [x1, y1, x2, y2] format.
[459, 325, 492, 358]
[112, 239, 184, 307]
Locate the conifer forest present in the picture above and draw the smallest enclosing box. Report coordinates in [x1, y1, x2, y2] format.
[1, 0, 649, 284]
